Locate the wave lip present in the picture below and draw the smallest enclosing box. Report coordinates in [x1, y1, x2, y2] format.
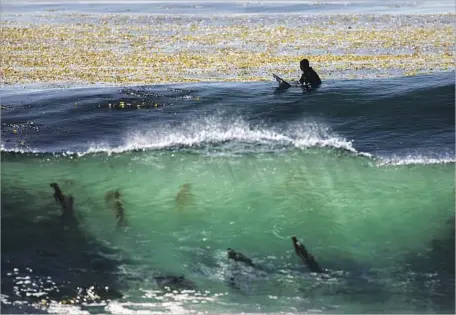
[1, 117, 357, 156]
[2, 117, 454, 167]
[0, 144, 41, 154]
[83, 117, 358, 155]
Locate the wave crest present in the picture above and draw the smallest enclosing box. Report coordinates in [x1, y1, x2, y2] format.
[84, 116, 356, 155]
[1, 116, 454, 167]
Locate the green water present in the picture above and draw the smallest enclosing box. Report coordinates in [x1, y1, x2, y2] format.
[2, 149, 454, 313]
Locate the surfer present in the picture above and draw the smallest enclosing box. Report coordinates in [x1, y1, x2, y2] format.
[227, 248, 255, 268]
[291, 236, 324, 273]
[298, 59, 322, 90]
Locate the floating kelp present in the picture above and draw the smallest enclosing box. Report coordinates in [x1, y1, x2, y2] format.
[1, 14, 454, 85]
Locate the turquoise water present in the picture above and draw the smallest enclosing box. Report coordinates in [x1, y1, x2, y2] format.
[2, 148, 454, 313]
[4, 149, 454, 263]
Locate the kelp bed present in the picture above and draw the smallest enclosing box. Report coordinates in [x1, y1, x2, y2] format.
[1, 13, 454, 85]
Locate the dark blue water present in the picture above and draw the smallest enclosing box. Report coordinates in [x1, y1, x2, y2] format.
[2, 72, 454, 160]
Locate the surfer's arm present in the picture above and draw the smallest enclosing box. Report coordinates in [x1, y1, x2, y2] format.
[298, 74, 312, 91]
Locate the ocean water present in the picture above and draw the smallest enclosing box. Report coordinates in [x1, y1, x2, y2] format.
[1, 71, 455, 314]
[1, 0, 456, 313]
[2, 0, 455, 15]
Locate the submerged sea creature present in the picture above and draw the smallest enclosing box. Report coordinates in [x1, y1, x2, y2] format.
[105, 189, 127, 228]
[114, 192, 127, 228]
[227, 248, 255, 268]
[176, 183, 193, 210]
[50, 182, 65, 208]
[154, 275, 198, 292]
[292, 236, 324, 273]
[225, 249, 267, 292]
[104, 189, 115, 203]
[50, 182, 78, 225]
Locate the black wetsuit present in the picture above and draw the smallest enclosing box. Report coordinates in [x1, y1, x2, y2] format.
[299, 67, 322, 88]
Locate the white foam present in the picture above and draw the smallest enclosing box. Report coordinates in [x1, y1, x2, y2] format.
[42, 301, 91, 314]
[376, 154, 455, 166]
[2, 118, 454, 167]
[0, 144, 77, 156]
[82, 116, 357, 156]
[104, 290, 218, 314]
[0, 144, 40, 154]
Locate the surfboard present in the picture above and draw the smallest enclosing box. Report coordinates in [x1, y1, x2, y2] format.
[273, 73, 292, 89]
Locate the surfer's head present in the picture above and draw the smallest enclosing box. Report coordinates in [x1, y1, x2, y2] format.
[291, 236, 298, 244]
[300, 59, 310, 71]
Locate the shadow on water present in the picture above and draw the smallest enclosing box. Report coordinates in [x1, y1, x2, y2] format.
[1, 183, 126, 313]
[396, 216, 455, 314]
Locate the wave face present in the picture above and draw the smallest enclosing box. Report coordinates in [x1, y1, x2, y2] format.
[1, 72, 455, 314]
